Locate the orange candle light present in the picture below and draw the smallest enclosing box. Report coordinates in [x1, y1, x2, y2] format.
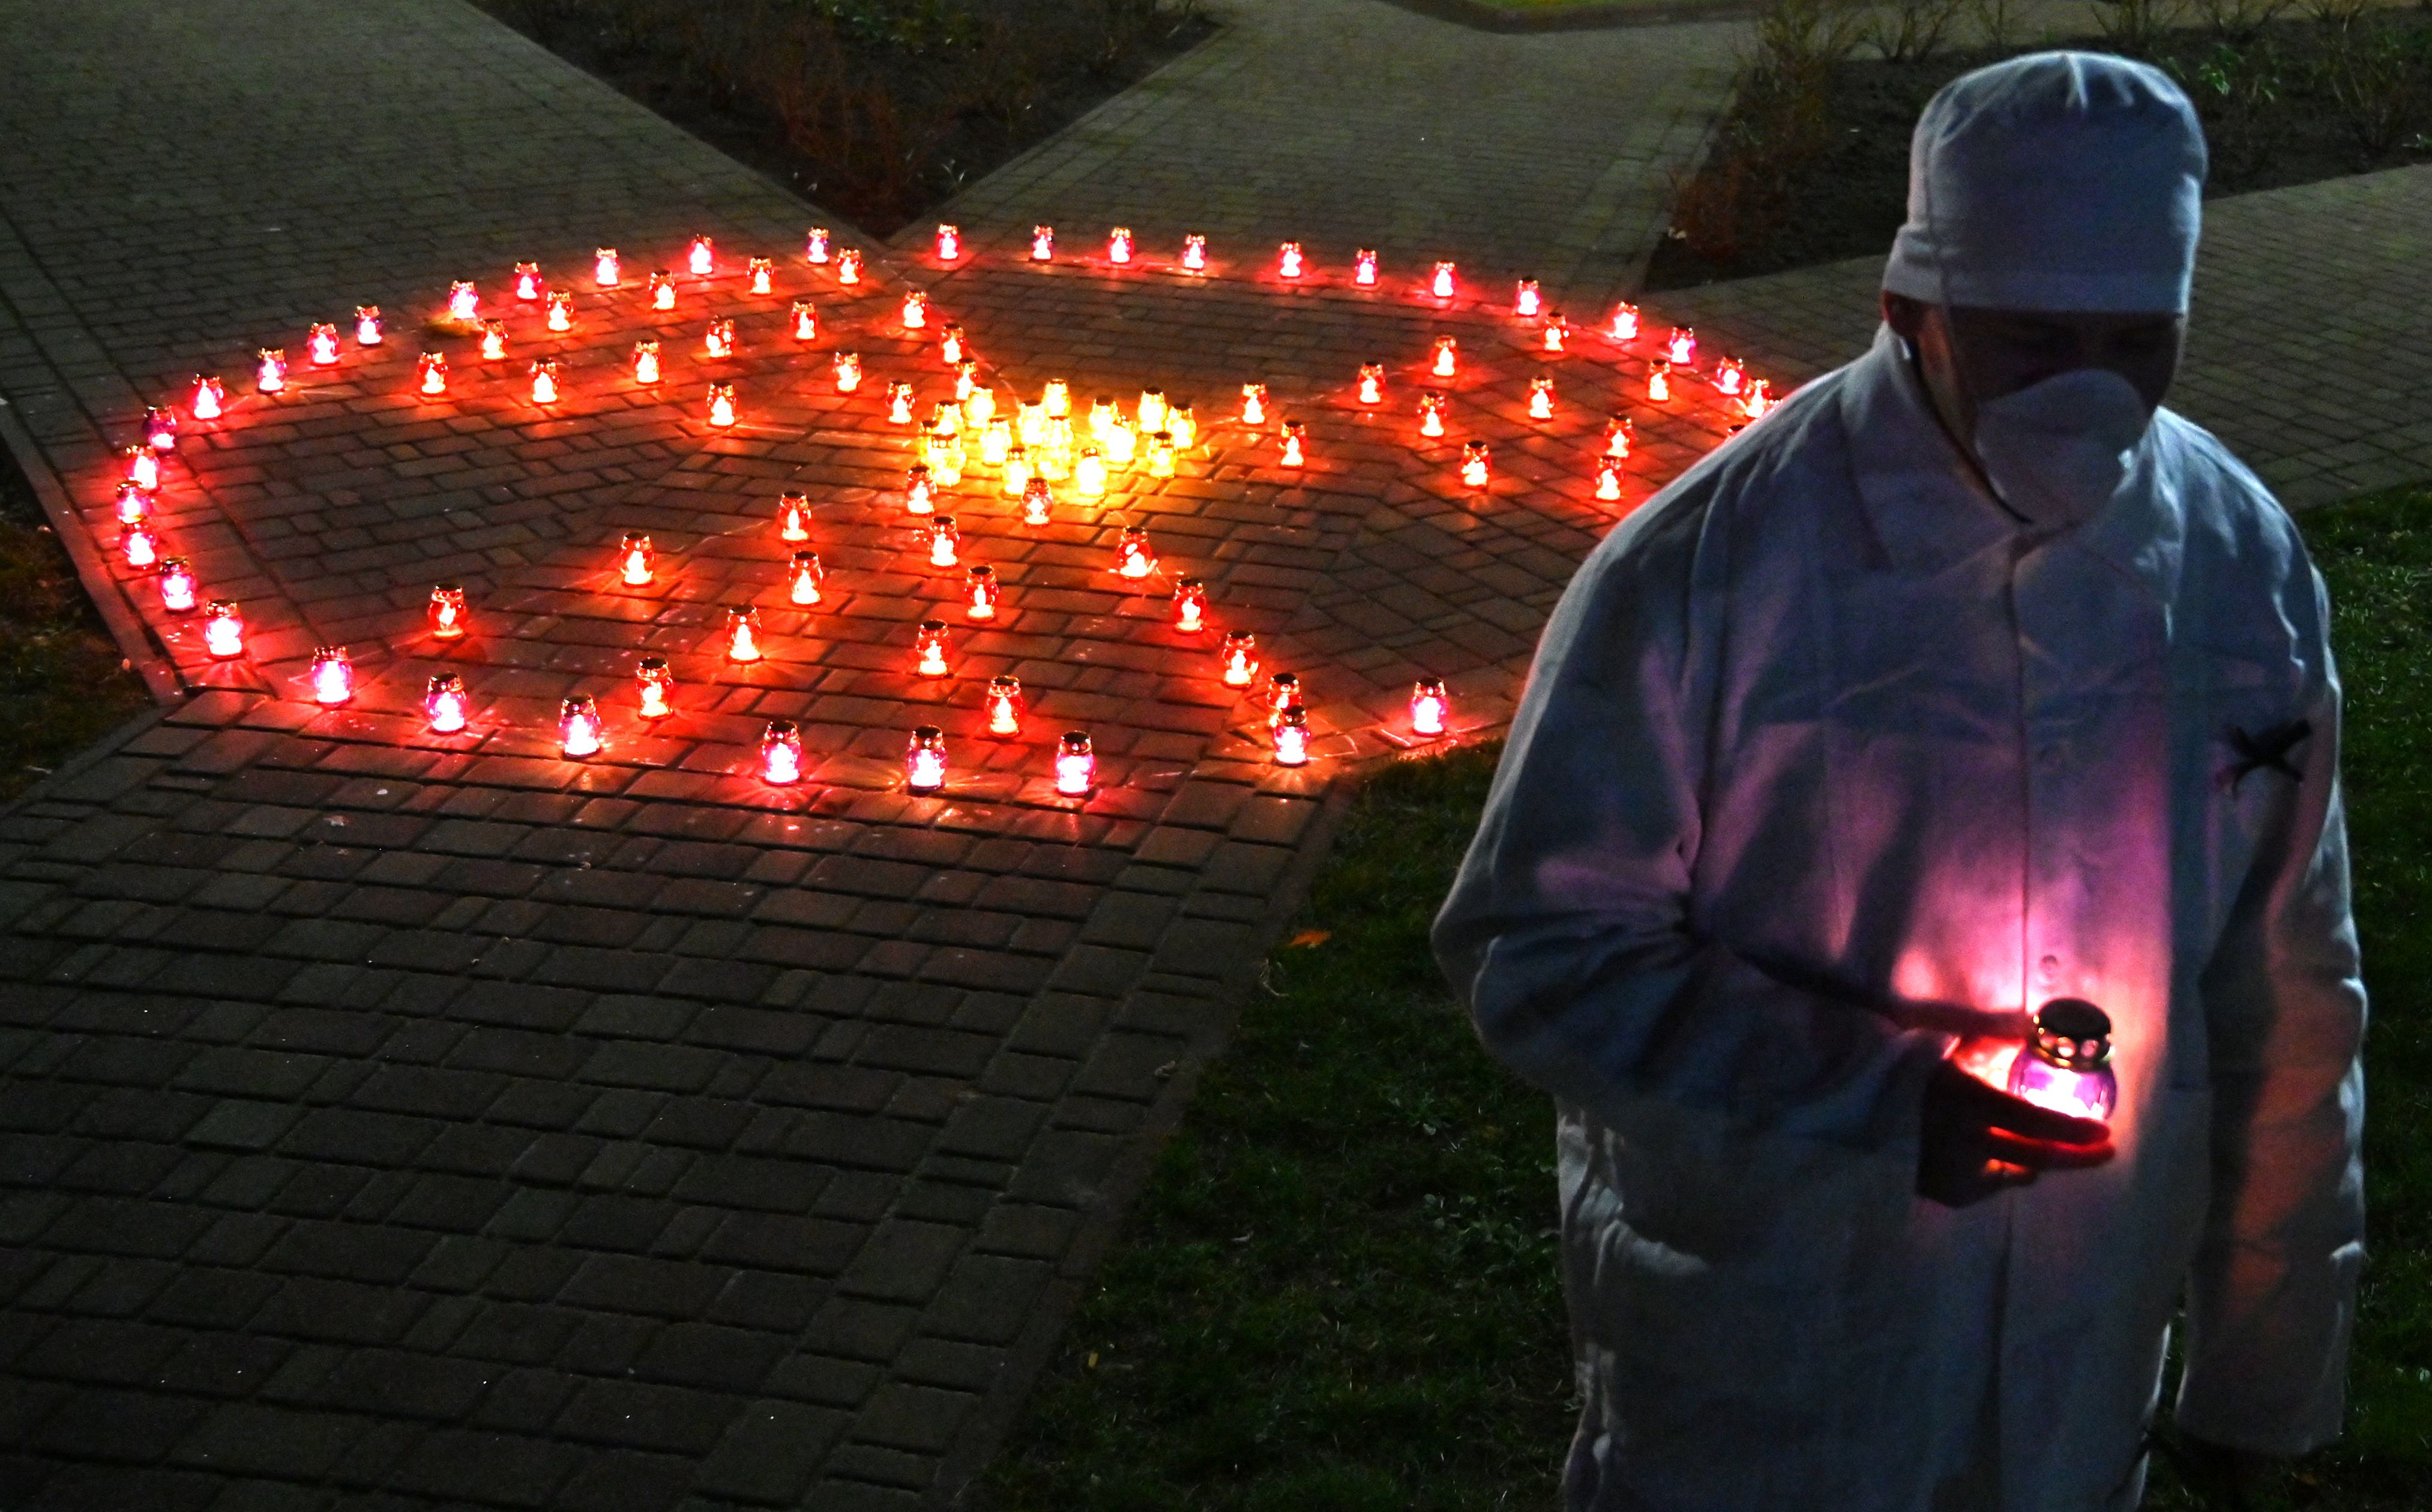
[122, 523, 158, 568]
[789, 550, 823, 605]
[116, 481, 152, 526]
[417, 352, 448, 397]
[688, 235, 715, 277]
[1031, 225, 1055, 262]
[1461, 440, 1491, 488]
[1076, 446, 1107, 499]
[426, 672, 469, 733]
[546, 292, 574, 331]
[888, 382, 915, 425]
[986, 674, 1024, 736]
[355, 305, 383, 346]
[906, 725, 948, 792]
[777, 492, 811, 542]
[190, 374, 225, 419]
[806, 227, 831, 264]
[447, 281, 479, 322]
[1108, 226, 1133, 265]
[1053, 731, 1096, 796]
[1105, 416, 1137, 466]
[1278, 241, 1304, 280]
[256, 348, 287, 394]
[835, 248, 861, 286]
[635, 657, 675, 719]
[926, 515, 960, 568]
[1528, 375, 1555, 420]
[1279, 421, 1305, 469]
[619, 531, 655, 586]
[762, 719, 804, 784]
[1418, 392, 1446, 438]
[1145, 432, 1176, 478]
[1354, 249, 1378, 287]
[748, 256, 773, 295]
[1182, 233, 1208, 272]
[1431, 261, 1457, 299]
[530, 359, 561, 405]
[157, 556, 197, 613]
[1241, 383, 1267, 426]
[901, 292, 927, 331]
[123, 444, 160, 491]
[834, 352, 861, 394]
[559, 695, 603, 758]
[1168, 404, 1197, 451]
[1715, 357, 1746, 397]
[965, 563, 999, 620]
[1604, 415, 1634, 458]
[725, 606, 764, 662]
[1116, 525, 1156, 580]
[1266, 670, 1303, 727]
[1647, 361, 1671, 404]
[1543, 316, 1569, 355]
[1667, 326, 1697, 365]
[1515, 278, 1542, 317]
[1742, 379, 1774, 420]
[1021, 476, 1052, 526]
[1172, 577, 1207, 633]
[791, 299, 817, 341]
[479, 320, 508, 362]
[595, 248, 621, 288]
[905, 464, 935, 514]
[514, 263, 543, 301]
[1431, 337, 1457, 379]
[632, 340, 661, 385]
[940, 325, 964, 365]
[936, 223, 962, 261]
[309, 645, 353, 704]
[914, 619, 950, 678]
[202, 600, 244, 659]
[428, 582, 467, 640]
[1595, 456, 1624, 501]
[703, 318, 733, 359]
[1273, 706, 1311, 766]
[1221, 629, 1257, 687]
[1411, 676, 1449, 737]
[1003, 444, 1032, 497]
[1609, 302, 1640, 341]
[955, 362, 980, 403]
[307, 323, 340, 367]
[1358, 364, 1384, 406]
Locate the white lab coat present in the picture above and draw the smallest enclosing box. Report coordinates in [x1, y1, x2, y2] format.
[1433, 326, 2366, 1511]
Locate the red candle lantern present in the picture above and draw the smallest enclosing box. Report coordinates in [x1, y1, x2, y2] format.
[1278, 241, 1304, 280]
[190, 374, 225, 420]
[1273, 706, 1311, 766]
[1354, 249, 1378, 287]
[788, 550, 824, 606]
[1515, 278, 1541, 318]
[447, 281, 479, 322]
[834, 352, 861, 394]
[1431, 261, 1457, 299]
[1608, 302, 1640, 341]
[1543, 316, 1569, 355]
[1241, 383, 1267, 426]
[986, 674, 1024, 736]
[906, 726, 948, 793]
[1461, 440, 1491, 488]
[806, 227, 831, 264]
[1714, 357, 1746, 397]
[749, 256, 774, 295]
[595, 248, 621, 288]
[936, 223, 962, 262]
[1411, 676, 1449, 737]
[966, 563, 999, 621]
[939, 325, 965, 365]
[906, 464, 936, 515]
[1108, 226, 1133, 265]
[1664, 327, 1699, 366]
[307, 323, 341, 367]
[1647, 361, 1671, 404]
[791, 299, 817, 341]
[479, 320, 508, 362]
[202, 600, 244, 658]
[1021, 476, 1052, 527]
[619, 531, 655, 586]
[417, 352, 449, 397]
[309, 645, 354, 704]
[1266, 670, 1303, 727]
[1221, 630, 1257, 687]
[1173, 577, 1207, 633]
[901, 292, 927, 331]
[760, 719, 804, 784]
[426, 672, 468, 733]
[888, 382, 915, 425]
[1595, 457, 1624, 502]
[530, 360, 561, 405]
[926, 515, 960, 568]
[1604, 415, 1634, 458]
[1055, 731, 1096, 796]
[1528, 376, 1555, 420]
[116, 481, 152, 526]
[559, 695, 603, 758]
[725, 605, 764, 662]
[835, 248, 862, 286]
[546, 292, 574, 332]
[256, 348, 287, 394]
[632, 340, 661, 385]
[356, 305, 384, 346]
[1279, 421, 1306, 469]
[914, 620, 950, 678]
[1182, 234, 1208, 272]
[777, 492, 811, 542]
[123, 443, 160, 491]
[703, 318, 733, 359]
[428, 581, 468, 640]
[1742, 379, 1774, 420]
[648, 270, 676, 310]
[1418, 392, 1446, 438]
[688, 234, 715, 277]
[157, 556, 197, 613]
[635, 657, 675, 719]
[1358, 364, 1385, 406]
[1116, 525, 1156, 580]
[122, 523, 158, 568]
[1031, 226, 1055, 262]
[1431, 337, 1457, 379]
[514, 263, 543, 301]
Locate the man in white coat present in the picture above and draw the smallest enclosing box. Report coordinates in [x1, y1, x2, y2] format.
[1433, 52, 2365, 1511]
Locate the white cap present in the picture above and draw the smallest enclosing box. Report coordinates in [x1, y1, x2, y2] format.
[1881, 52, 2207, 314]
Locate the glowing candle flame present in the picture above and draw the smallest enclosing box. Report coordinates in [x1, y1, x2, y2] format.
[749, 256, 773, 295]
[546, 292, 573, 331]
[355, 305, 383, 346]
[202, 601, 244, 658]
[1407, 677, 1452, 738]
[807, 227, 830, 264]
[834, 352, 861, 394]
[1355, 249, 1377, 287]
[1432, 337, 1457, 379]
[1016, 402, 1045, 448]
[965, 386, 995, 426]
[116, 481, 152, 526]
[1461, 440, 1491, 488]
[914, 620, 950, 678]
[936, 224, 961, 261]
[307, 323, 340, 367]
[530, 360, 560, 405]
[122, 523, 158, 568]
[790, 550, 823, 606]
[632, 340, 661, 385]
[1116, 525, 1156, 579]
[1173, 577, 1206, 633]
[760, 719, 804, 784]
[927, 515, 960, 568]
[1647, 361, 1671, 404]
[428, 582, 467, 640]
[1419, 393, 1445, 438]
[1137, 432, 1169, 479]
[417, 353, 449, 397]
[901, 292, 927, 331]
[595, 248, 621, 288]
[514, 263, 543, 301]
[981, 420, 1012, 468]
[789, 300, 817, 342]
[1049, 730, 1095, 797]
[448, 281, 479, 322]
[1241, 383, 1267, 426]
[635, 657, 674, 719]
[560, 695, 603, 758]
[1108, 227, 1133, 265]
[1221, 630, 1257, 687]
[1596, 457, 1624, 502]
[190, 375, 225, 420]
[1358, 364, 1384, 406]
[1182, 234, 1208, 272]
[1431, 261, 1456, 299]
[1168, 406, 1197, 451]
[426, 673, 468, 733]
[1528, 376, 1555, 421]
[1076, 447, 1107, 499]
[955, 362, 978, 403]
[940, 325, 964, 364]
[1278, 241, 1303, 280]
[1663, 327, 1697, 366]
[888, 382, 915, 425]
[479, 321, 508, 362]
[1279, 421, 1305, 469]
[1609, 302, 1640, 341]
[985, 674, 1026, 736]
[687, 235, 714, 277]
[777, 493, 811, 542]
[1004, 445, 1032, 499]
[1031, 226, 1055, 262]
[124, 445, 160, 491]
[1042, 379, 1070, 419]
[143, 406, 178, 451]
[1017, 476, 1052, 527]
[1543, 316, 1569, 355]
[1273, 706, 1311, 766]
[966, 563, 999, 620]
[703, 319, 733, 359]
[1715, 357, 1745, 397]
[726, 606, 763, 663]
[1266, 671, 1303, 730]
[836, 248, 861, 286]
[619, 532, 654, 586]
[1742, 379, 1774, 419]
[256, 349, 287, 394]
[310, 645, 353, 704]
[906, 464, 935, 514]
[907, 726, 948, 792]
[1515, 279, 1541, 317]
[1605, 415, 1634, 458]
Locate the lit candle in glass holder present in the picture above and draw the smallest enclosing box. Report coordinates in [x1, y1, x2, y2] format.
[955, 362, 979, 403]
[762, 719, 804, 784]
[559, 695, 603, 758]
[688, 235, 715, 277]
[1116, 525, 1156, 579]
[426, 672, 468, 733]
[595, 248, 621, 288]
[749, 256, 774, 295]
[1278, 241, 1304, 280]
[938, 434, 967, 487]
[725, 606, 764, 662]
[1002, 443, 1035, 498]
[635, 657, 675, 719]
[122, 523, 158, 568]
[914, 620, 950, 677]
[632, 340, 661, 385]
[777, 492, 811, 542]
[116, 481, 152, 526]
[1106, 417, 1139, 466]
[901, 292, 927, 331]
[2009, 1000, 2120, 1121]
[190, 374, 225, 420]
[888, 382, 915, 425]
[1419, 392, 1446, 438]
[144, 405, 178, 452]
[1221, 630, 1257, 686]
[936, 223, 961, 261]
[1108, 226, 1133, 265]
[1031, 226, 1055, 262]
[202, 601, 244, 658]
[355, 306, 383, 346]
[1146, 432, 1176, 478]
[1528, 376, 1555, 420]
[836, 248, 862, 286]
[1358, 364, 1384, 406]
[547, 292, 574, 331]
[1008, 401, 1040, 448]
[1714, 357, 1745, 397]
[1411, 676, 1449, 737]
[1432, 337, 1457, 379]
[124, 444, 160, 491]
[1742, 379, 1774, 420]
[1172, 577, 1206, 633]
[514, 263, 543, 301]
[1431, 261, 1457, 299]
[307, 323, 340, 367]
[932, 402, 959, 439]
[1647, 361, 1671, 403]
[1037, 379, 1069, 419]
[792, 299, 817, 341]
[940, 325, 965, 365]
[926, 514, 960, 568]
[256, 349, 287, 394]
[1182, 234, 1208, 272]
[619, 532, 655, 586]
[703, 318, 733, 359]
[157, 556, 197, 612]
[1595, 457, 1624, 502]
[448, 281, 479, 322]
[1273, 706, 1311, 766]
[905, 463, 935, 515]
[907, 726, 948, 792]
[965, 563, 999, 621]
[1241, 383, 1267, 426]
[1053, 731, 1096, 796]
[428, 582, 467, 640]
[807, 227, 831, 263]
[310, 645, 354, 704]
[530, 359, 561, 405]
[1138, 389, 1168, 434]
[1515, 278, 1541, 317]
[1075, 446, 1107, 499]
[1168, 404, 1196, 451]
[417, 352, 449, 397]
[834, 352, 861, 394]
[1021, 476, 1053, 526]
[1609, 302, 1640, 341]
[1266, 670, 1303, 727]
[981, 419, 1012, 467]
[789, 550, 823, 605]
[1543, 316, 1569, 355]
[1355, 249, 1378, 287]
[1667, 327, 1697, 365]
[986, 674, 1024, 736]
[1461, 440, 1491, 488]
[1279, 421, 1305, 469]
[1605, 415, 1634, 458]
[479, 320, 508, 362]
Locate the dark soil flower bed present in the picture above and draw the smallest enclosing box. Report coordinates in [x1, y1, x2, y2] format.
[475, 0, 1212, 235]
[1647, 5, 2432, 290]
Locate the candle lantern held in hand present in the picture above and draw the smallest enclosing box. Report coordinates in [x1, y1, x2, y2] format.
[2008, 1000, 2119, 1123]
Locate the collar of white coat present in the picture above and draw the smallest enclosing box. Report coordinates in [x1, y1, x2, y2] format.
[1835, 323, 2187, 605]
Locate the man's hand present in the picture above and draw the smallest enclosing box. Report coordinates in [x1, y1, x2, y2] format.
[1918, 1057, 2114, 1207]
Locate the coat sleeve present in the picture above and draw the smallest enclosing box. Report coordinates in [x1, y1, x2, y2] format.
[2177, 568, 2368, 1456]
[1430, 497, 1947, 1151]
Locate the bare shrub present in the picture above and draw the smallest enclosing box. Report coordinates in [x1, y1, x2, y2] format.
[1667, 0, 1856, 263]
[2094, 0, 2193, 56]
[1866, 0, 1970, 61]
[2193, 0, 2293, 40]
[2326, 15, 2432, 149]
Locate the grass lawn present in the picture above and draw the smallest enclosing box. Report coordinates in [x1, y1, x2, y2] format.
[0, 449, 152, 806]
[980, 484, 2432, 1510]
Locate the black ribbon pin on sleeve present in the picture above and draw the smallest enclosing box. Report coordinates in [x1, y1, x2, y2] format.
[2223, 718, 2311, 791]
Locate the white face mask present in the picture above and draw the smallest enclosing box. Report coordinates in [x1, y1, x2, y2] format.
[1969, 367, 2154, 529]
